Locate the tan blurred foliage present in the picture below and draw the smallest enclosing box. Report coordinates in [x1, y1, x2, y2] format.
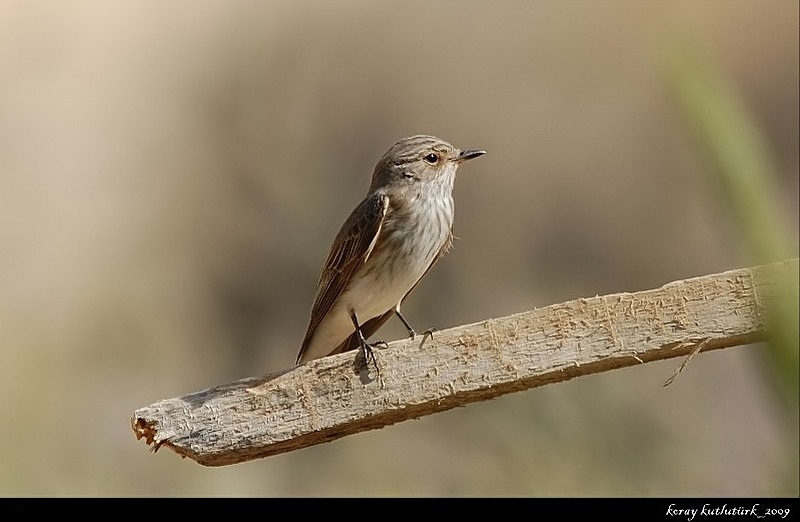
[0, 1, 796, 495]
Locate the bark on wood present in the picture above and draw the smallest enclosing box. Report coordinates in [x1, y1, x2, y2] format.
[132, 258, 798, 466]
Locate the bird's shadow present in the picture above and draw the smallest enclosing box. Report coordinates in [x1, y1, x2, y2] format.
[353, 341, 389, 385]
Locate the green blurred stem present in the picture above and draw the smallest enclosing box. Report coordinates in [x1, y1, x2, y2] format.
[667, 48, 798, 411]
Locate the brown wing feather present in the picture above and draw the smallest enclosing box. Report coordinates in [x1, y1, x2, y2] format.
[296, 193, 389, 363]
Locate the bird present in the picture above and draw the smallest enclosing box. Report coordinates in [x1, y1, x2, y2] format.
[296, 135, 485, 365]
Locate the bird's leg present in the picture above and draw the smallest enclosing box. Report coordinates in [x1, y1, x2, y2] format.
[350, 312, 383, 371]
[394, 309, 417, 338]
[395, 308, 437, 347]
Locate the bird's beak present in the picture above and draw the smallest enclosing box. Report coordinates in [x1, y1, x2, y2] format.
[456, 149, 486, 163]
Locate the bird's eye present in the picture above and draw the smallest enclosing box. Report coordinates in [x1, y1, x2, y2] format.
[423, 153, 439, 164]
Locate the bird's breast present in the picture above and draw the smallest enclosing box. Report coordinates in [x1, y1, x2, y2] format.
[342, 191, 454, 319]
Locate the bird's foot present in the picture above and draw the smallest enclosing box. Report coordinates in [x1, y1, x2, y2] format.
[419, 328, 437, 347]
[358, 339, 387, 374]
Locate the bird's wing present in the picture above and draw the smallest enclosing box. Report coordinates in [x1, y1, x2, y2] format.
[297, 192, 389, 363]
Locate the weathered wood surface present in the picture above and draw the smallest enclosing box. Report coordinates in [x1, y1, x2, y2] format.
[132, 259, 797, 466]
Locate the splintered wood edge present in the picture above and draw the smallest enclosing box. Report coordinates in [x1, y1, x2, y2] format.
[131, 258, 797, 466]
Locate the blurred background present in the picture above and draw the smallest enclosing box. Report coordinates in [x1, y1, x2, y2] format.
[0, 1, 797, 496]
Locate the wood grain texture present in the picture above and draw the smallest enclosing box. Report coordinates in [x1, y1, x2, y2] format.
[132, 258, 797, 466]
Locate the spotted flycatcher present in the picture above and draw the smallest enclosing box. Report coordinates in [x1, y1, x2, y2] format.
[296, 135, 485, 364]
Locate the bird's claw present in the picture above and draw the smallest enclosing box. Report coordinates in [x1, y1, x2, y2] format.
[358, 340, 387, 375]
[420, 328, 437, 347]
